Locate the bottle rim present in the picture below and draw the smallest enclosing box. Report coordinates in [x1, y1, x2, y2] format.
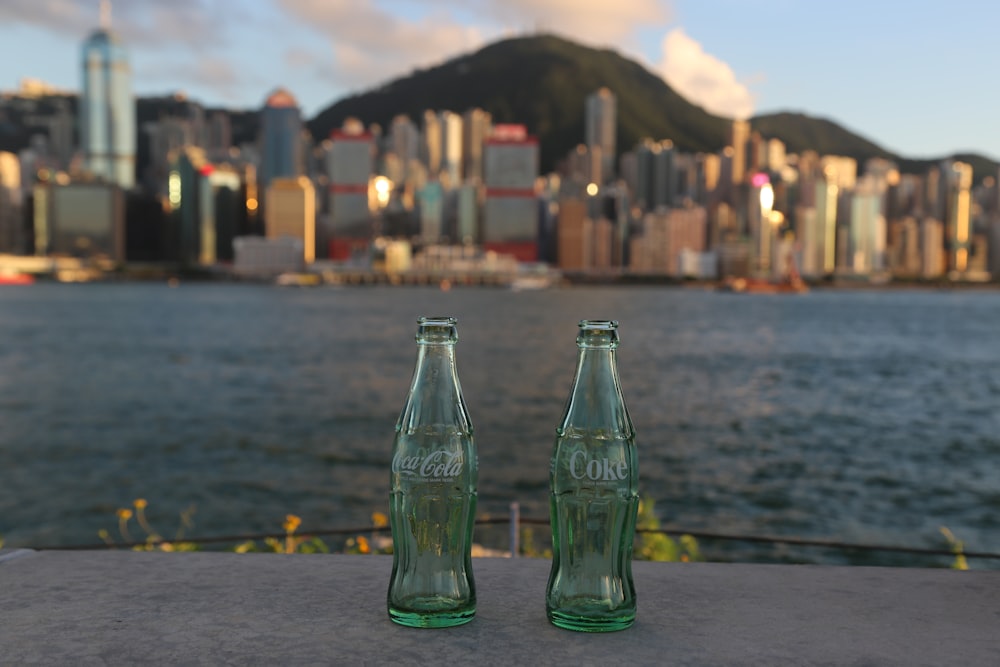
[578, 320, 619, 330]
[576, 320, 620, 348]
[416, 316, 459, 344]
[418, 316, 458, 326]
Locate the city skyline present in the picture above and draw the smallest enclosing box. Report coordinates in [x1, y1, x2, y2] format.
[0, 0, 998, 162]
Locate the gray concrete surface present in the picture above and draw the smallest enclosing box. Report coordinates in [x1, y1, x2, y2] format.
[1, 549, 998, 666]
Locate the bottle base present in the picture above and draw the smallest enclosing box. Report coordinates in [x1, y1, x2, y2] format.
[389, 604, 475, 629]
[547, 608, 635, 633]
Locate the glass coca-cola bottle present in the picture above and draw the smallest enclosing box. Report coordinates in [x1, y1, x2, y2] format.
[388, 316, 477, 628]
[546, 320, 638, 632]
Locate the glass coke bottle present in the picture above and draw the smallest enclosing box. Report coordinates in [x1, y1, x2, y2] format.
[546, 320, 638, 632]
[388, 316, 477, 628]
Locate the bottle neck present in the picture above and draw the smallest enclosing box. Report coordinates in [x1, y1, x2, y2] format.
[559, 323, 633, 437]
[398, 319, 472, 433]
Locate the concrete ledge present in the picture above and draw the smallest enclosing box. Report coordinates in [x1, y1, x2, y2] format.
[1, 550, 998, 665]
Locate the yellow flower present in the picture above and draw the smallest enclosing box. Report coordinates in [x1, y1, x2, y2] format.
[283, 514, 302, 534]
[117, 508, 133, 521]
[357, 536, 371, 554]
[371, 512, 388, 528]
[133, 498, 148, 510]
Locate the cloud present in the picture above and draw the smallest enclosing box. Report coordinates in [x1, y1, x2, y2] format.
[0, 0, 237, 49]
[278, 0, 670, 93]
[482, 0, 669, 45]
[657, 28, 755, 120]
[278, 0, 485, 90]
[0, 0, 86, 33]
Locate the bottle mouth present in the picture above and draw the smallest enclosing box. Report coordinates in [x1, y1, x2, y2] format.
[416, 316, 459, 344]
[577, 320, 619, 348]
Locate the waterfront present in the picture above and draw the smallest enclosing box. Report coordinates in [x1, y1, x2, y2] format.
[0, 283, 998, 567]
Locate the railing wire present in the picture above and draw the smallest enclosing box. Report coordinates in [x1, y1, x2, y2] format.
[24, 512, 1000, 562]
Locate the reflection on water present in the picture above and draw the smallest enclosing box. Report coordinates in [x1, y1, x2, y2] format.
[0, 283, 998, 566]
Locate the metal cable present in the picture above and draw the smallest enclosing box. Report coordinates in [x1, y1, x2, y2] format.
[26, 517, 1000, 561]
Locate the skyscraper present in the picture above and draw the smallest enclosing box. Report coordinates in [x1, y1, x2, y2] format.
[259, 88, 304, 191]
[266, 176, 316, 263]
[80, 0, 135, 189]
[728, 119, 750, 187]
[0, 151, 23, 253]
[439, 111, 463, 187]
[941, 160, 973, 273]
[585, 88, 616, 183]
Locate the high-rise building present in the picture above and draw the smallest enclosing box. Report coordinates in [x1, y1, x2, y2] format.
[0, 152, 23, 253]
[33, 181, 125, 261]
[259, 88, 304, 191]
[941, 160, 973, 273]
[632, 139, 677, 211]
[482, 124, 539, 261]
[728, 119, 750, 187]
[629, 206, 707, 275]
[848, 175, 887, 275]
[326, 125, 374, 260]
[417, 181, 444, 243]
[821, 156, 858, 190]
[206, 165, 243, 262]
[389, 115, 420, 167]
[421, 110, 442, 176]
[462, 108, 492, 184]
[265, 176, 316, 263]
[585, 88, 617, 182]
[921, 217, 945, 277]
[814, 176, 839, 275]
[166, 146, 217, 265]
[80, 0, 135, 189]
[556, 197, 591, 271]
[439, 111, 463, 187]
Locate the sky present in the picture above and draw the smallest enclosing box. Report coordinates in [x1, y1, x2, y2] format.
[0, 0, 997, 161]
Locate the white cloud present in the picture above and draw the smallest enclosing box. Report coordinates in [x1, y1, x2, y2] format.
[657, 28, 755, 119]
[278, 0, 485, 90]
[277, 0, 671, 93]
[0, 0, 85, 33]
[481, 0, 669, 45]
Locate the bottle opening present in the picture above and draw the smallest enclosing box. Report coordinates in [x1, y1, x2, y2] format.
[416, 316, 459, 344]
[577, 320, 619, 348]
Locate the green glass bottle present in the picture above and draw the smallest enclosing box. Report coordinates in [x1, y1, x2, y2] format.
[546, 320, 638, 632]
[388, 317, 477, 628]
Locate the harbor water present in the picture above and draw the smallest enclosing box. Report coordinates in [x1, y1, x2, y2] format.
[1, 282, 998, 566]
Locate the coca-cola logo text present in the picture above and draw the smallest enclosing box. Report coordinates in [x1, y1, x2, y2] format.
[569, 451, 628, 481]
[392, 450, 463, 479]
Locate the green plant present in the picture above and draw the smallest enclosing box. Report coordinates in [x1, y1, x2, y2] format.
[940, 527, 968, 570]
[99, 499, 198, 551]
[235, 514, 331, 554]
[341, 512, 392, 555]
[635, 497, 701, 563]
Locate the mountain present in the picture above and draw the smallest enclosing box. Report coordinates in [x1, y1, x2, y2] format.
[308, 33, 730, 173]
[307, 33, 998, 183]
[750, 112, 891, 164]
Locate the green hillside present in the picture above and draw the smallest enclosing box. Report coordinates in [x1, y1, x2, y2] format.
[306, 33, 998, 183]
[308, 33, 730, 173]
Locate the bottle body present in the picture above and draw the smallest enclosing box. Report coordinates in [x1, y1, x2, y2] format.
[546, 320, 638, 632]
[388, 317, 477, 628]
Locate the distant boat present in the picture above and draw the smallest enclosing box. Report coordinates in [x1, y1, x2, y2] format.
[0, 270, 34, 285]
[275, 272, 321, 287]
[719, 276, 809, 294]
[719, 247, 809, 294]
[509, 274, 554, 291]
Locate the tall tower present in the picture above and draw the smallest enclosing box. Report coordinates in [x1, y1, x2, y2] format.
[80, 0, 136, 189]
[941, 160, 973, 273]
[585, 88, 617, 183]
[259, 88, 304, 191]
[728, 119, 750, 187]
